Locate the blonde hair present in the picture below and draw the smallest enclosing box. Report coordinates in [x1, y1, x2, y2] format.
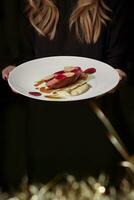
[27, 0, 111, 43]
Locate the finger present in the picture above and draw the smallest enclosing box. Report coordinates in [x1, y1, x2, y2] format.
[2, 70, 9, 80]
[2, 66, 15, 80]
[116, 69, 127, 81]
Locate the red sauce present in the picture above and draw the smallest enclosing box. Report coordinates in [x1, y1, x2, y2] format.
[54, 73, 66, 80]
[40, 87, 54, 93]
[84, 68, 96, 74]
[29, 92, 42, 96]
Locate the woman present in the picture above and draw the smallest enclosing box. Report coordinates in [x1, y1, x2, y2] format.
[1, 0, 130, 189]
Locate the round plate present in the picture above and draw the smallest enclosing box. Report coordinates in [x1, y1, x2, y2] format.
[8, 56, 120, 102]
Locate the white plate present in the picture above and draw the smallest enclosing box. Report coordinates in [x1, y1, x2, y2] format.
[8, 56, 120, 102]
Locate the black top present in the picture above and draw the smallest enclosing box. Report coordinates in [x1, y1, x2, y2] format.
[0, 0, 129, 71]
[33, 0, 128, 70]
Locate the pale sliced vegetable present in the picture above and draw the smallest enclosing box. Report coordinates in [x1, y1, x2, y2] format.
[64, 66, 76, 72]
[63, 72, 75, 77]
[70, 83, 90, 96]
[43, 74, 54, 81]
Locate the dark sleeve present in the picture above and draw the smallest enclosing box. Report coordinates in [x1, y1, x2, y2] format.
[0, 1, 14, 71]
[104, 0, 128, 73]
[0, 0, 34, 72]
[126, 0, 134, 84]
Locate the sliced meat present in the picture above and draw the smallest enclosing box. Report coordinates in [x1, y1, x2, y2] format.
[45, 66, 95, 89]
[46, 69, 82, 89]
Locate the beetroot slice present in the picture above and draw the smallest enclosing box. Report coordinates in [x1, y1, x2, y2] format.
[84, 68, 96, 74]
[54, 73, 66, 80]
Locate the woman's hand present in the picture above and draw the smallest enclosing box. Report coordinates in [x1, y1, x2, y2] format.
[116, 69, 127, 82]
[2, 65, 18, 93]
[2, 65, 16, 80]
[109, 69, 127, 93]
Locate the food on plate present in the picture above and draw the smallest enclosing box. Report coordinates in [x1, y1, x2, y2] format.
[70, 82, 90, 96]
[33, 66, 96, 99]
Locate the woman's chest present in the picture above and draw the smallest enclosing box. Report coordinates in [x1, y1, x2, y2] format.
[33, 28, 107, 61]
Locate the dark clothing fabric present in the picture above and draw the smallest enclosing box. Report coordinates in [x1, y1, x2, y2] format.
[0, 0, 129, 70]
[126, 1, 134, 85]
[0, 0, 132, 190]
